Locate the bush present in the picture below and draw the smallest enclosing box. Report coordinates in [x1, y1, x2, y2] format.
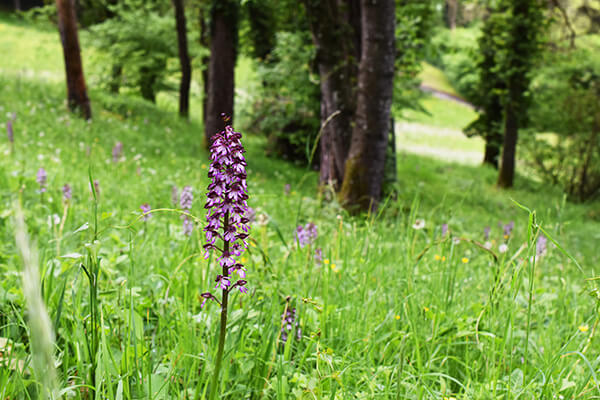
[243, 31, 320, 166]
[522, 50, 600, 202]
[429, 27, 480, 101]
[88, 0, 177, 103]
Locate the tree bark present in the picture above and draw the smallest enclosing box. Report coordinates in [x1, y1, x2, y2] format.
[497, 104, 518, 187]
[56, 0, 91, 119]
[173, 0, 191, 118]
[446, 0, 459, 30]
[199, 4, 210, 122]
[339, 0, 395, 212]
[303, 0, 361, 189]
[204, 1, 238, 144]
[483, 131, 502, 168]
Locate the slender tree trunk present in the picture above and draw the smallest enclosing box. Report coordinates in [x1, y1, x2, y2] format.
[199, 4, 210, 122]
[56, 0, 91, 119]
[173, 0, 191, 118]
[497, 103, 518, 187]
[303, 0, 360, 189]
[339, 0, 395, 212]
[483, 132, 502, 168]
[204, 1, 238, 144]
[14, 0, 21, 11]
[446, 0, 459, 30]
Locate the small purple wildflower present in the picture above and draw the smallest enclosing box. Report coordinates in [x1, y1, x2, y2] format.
[441, 223, 448, 237]
[140, 203, 152, 221]
[536, 234, 547, 257]
[6, 120, 14, 143]
[36, 168, 47, 193]
[180, 185, 193, 210]
[180, 185, 193, 235]
[296, 222, 317, 248]
[314, 248, 323, 264]
[284, 184, 291, 196]
[93, 179, 100, 197]
[281, 307, 301, 343]
[112, 141, 123, 163]
[484, 226, 491, 240]
[501, 221, 515, 238]
[201, 122, 250, 307]
[62, 184, 72, 201]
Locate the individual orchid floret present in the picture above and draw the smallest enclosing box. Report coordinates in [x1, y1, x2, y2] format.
[36, 167, 47, 193]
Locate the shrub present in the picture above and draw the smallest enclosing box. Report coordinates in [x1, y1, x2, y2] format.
[242, 31, 320, 166]
[522, 50, 600, 202]
[88, 0, 177, 102]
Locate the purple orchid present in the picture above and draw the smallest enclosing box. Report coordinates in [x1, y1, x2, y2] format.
[62, 184, 72, 201]
[201, 120, 250, 400]
[484, 226, 491, 240]
[36, 168, 47, 193]
[200, 121, 250, 305]
[112, 141, 123, 163]
[296, 222, 317, 248]
[180, 185, 193, 235]
[281, 307, 301, 343]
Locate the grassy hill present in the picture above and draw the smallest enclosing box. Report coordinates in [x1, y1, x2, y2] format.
[1, 13, 600, 399]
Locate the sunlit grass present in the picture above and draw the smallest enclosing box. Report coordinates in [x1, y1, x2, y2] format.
[1, 12, 600, 399]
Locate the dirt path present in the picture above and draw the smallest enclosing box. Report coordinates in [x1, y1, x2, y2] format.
[419, 84, 475, 109]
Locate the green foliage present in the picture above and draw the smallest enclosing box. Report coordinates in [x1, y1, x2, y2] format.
[243, 31, 320, 165]
[394, 0, 440, 114]
[88, 0, 178, 102]
[523, 50, 600, 201]
[429, 27, 480, 101]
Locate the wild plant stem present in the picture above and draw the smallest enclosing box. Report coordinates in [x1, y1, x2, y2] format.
[208, 212, 230, 400]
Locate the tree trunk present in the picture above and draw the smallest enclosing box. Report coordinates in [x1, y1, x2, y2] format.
[173, 0, 191, 118]
[303, 0, 360, 189]
[483, 131, 502, 168]
[339, 0, 395, 212]
[446, 0, 459, 30]
[56, 0, 91, 119]
[497, 103, 518, 188]
[199, 4, 210, 122]
[204, 1, 238, 144]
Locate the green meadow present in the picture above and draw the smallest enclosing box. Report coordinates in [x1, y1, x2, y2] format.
[1, 12, 600, 400]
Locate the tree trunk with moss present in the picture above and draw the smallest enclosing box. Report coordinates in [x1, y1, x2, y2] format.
[56, 0, 91, 119]
[339, 0, 395, 211]
[303, 0, 361, 190]
[204, 0, 238, 144]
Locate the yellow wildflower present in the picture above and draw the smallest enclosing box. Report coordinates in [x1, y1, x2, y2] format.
[461, 257, 469, 264]
[579, 324, 589, 333]
[441, 256, 446, 262]
[324, 259, 330, 265]
[395, 315, 401, 320]
[434, 254, 441, 261]
[423, 306, 430, 312]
